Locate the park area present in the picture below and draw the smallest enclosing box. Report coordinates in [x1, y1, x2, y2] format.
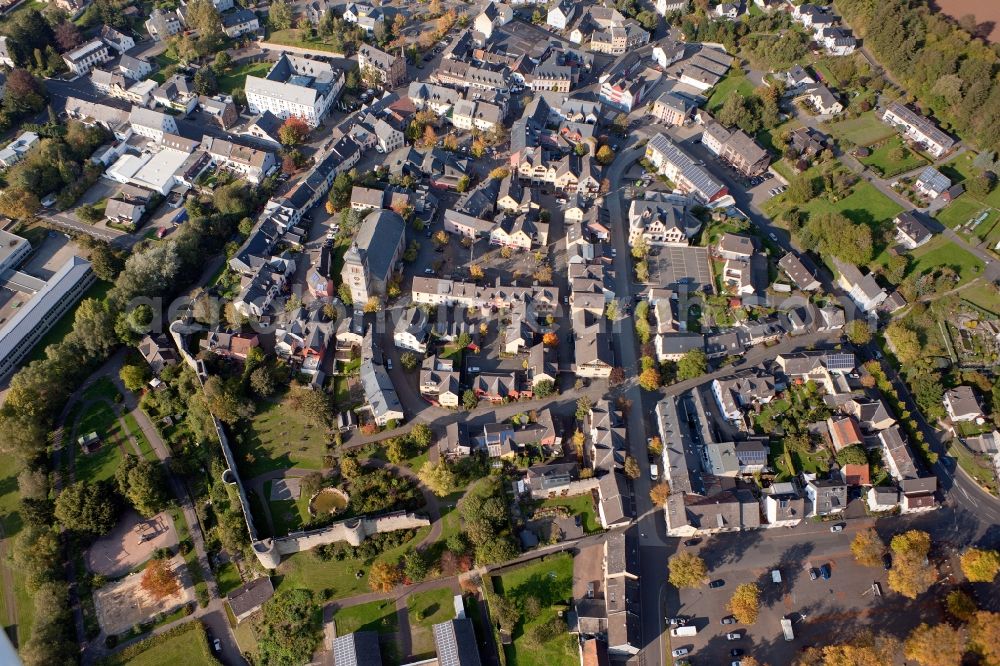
[490, 554, 576, 666]
[707, 71, 755, 112]
[236, 391, 330, 478]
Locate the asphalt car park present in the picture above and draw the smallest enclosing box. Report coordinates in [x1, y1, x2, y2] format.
[666, 520, 947, 665]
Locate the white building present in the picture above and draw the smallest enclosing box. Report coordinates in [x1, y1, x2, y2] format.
[245, 54, 343, 127]
[63, 39, 111, 76]
[0, 131, 40, 168]
[129, 106, 178, 141]
[0, 256, 95, 382]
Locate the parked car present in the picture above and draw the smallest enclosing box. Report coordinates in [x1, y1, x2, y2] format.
[820, 564, 831, 580]
[424, 268, 435, 274]
[726, 632, 741, 640]
[386, 358, 393, 370]
[212, 638, 222, 653]
[882, 553, 892, 570]
[710, 580, 726, 589]
[720, 615, 735, 624]
[683, 538, 701, 547]
[830, 524, 844, 532]
[668, 617, 687, 626]
[809, 568, 818, 581]
[731, 649, 743, 657]
[769, 232, 778, 241]
[671, 648, 689, 657]
[649, 465, 659, 481]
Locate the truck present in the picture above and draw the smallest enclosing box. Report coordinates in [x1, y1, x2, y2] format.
[671, 625, 698, 637]
[781, 617, 794, 642]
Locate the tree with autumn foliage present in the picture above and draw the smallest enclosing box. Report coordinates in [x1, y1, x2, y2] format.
[727, 583, 760, 624]
[970, 611, 1000, 665]
[668, 551, 707, 588]
[421, 124, 438, 148]
[888, 530, 937, 599]
[542, 332, 559, 347]
[650, 482, 670, 505]
[140, 558, 180, 600]
[904, 622, 966, 666]
[278, 116, 310, 146]
[850, 528, 885, 567]
[960, 548, 1000, 582]
[368, 560, 402, 592]
[795, 632, 900, 666]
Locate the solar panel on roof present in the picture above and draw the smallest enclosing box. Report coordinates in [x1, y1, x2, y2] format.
[825, 353, 855, 370]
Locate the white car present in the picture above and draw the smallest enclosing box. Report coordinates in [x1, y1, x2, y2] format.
[727, 632, 740, 640]
[213, 638, 222, 652]
[649, 465, 659, 481]
[671, 648, 689, 657]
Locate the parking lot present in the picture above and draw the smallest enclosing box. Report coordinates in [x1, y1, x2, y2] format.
[667, 519, 947, 665]
[644, 245, 713, 293]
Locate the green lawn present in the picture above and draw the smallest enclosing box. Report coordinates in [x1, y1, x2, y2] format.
[334, 600, 399, 635]
[122, 413, 156, 461]
[75, 402, 125, 484]
[492, 554, 576, 666]
[707, 72, 755, 112]
[0, 454, 34, 646]
[539, 494, 600, 533]
[859, 136, 928, 178]
[960, 282, 1000, 316]
[947, 441, 998, 496]
[237, 392, 330, 478]
[25, 280, 111, 365]
[408, 587, 456, 657]
[935, 152, 1000, 245]
[100, 620, 215, 666]
[277, 525, 430, 598]
[217, 61, 272, 95]
[263, 480, 312, 536]
[905, 236, 984, 285]
[765, 173, 903, 238]
[150, 52, 181, 85]
[266, 28, 345, 53]
[226, 603, 259, 661]
[216, 561, 243, 596]
[824, 111, 896, 146]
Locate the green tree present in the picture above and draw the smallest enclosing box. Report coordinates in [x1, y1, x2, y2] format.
[257, 589, 322, 664]
[119, 363, 150, 392]
[400, 352, 419, 371]
[945, 589, 978, 622]
[418, 462, 457, 496]
[462, 389, 478, 410]
[54, 480, 119, 536]
[269, 0, 294, 30]
[836, 444, 868, 466]
[115, 455, 168, 517]
[250, 366, 276, 398]
[885, 322, 922, 364]
[403, 549, 428, 582]
[669, 552, 708, 588]
[534, 379, 556, 397]
[596, 145, 615, 165]
[676, 349, 707, 381]
[786, 173, 817, 204]
[844, 320, 872, 345]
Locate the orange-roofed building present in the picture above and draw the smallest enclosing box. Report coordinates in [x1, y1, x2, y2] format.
[840, 463, 871, 487]
[827, 414, 863, 452]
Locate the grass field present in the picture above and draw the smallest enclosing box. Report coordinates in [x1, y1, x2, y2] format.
[263, 480, 312, 536]
[25, 280, 111, 365]
[707, 72, 755, 112]
[266, 28, 345, 53]
[492, 554, 576, 666]
[238, 392, 329, 478]
[824, 111, 896, 146]
[947, 441, 998, 496]
[215, 561, 243, 596]
[217, 61, 272, 95]
[277, 525, 430, 598]
[905, 236, 984, 285]
[150, 52, 181, 84]
[334, 599, 399, 635]
[101, 620, 215, 666]
[859, 136, 928, 178]
[75, 402, 125, 484]
[960, 282, 1000, 315]
[935, 152, 1000, 245]
[538, 494, 600, 533]
[409, 587, 456, 657]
